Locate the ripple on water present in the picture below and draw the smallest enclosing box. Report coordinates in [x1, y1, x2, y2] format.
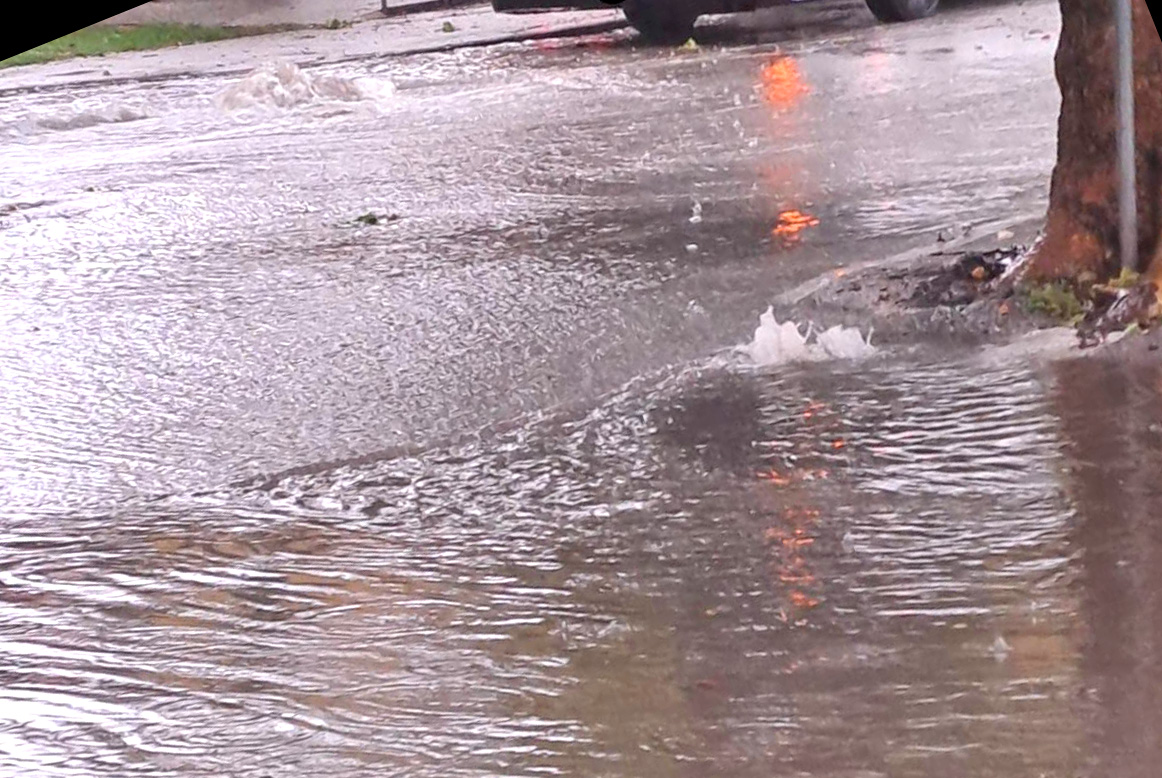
[0, 355, 1087, 777]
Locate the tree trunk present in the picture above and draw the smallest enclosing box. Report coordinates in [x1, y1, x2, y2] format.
[1027, 0, 1162, 282]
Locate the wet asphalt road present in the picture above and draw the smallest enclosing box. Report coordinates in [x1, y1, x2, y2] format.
[1, 0, 1060, 509]
[15, 4, 1162, 778]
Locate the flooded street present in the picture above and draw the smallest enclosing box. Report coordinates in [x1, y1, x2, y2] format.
[9, 350, 1162, 776]
[1, 0, 1061, 508]
[6, 0, 1160, 775]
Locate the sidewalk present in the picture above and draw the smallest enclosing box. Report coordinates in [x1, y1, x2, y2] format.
[0, 4, 627, 94]
[103, 0, 489, 28]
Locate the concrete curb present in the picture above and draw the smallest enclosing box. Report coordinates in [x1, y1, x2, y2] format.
[379, 0, 488, 19]
[99, 0, 493, 29]
[725, 212, 1055, 353]
[773, 213, 1047, 309]
[0, 14, 629, 96]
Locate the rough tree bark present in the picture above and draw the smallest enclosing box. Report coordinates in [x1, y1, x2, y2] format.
[1027, 0, 1162, 282]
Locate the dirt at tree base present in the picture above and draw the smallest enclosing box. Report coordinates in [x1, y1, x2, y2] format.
[771, 234, 1162, 361]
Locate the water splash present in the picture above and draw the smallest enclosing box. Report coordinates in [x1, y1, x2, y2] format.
[1, 101, 152, 137]
[215, 62, 396, 112]
[740, 307, 876, 366]
[814, 322, 877, 360]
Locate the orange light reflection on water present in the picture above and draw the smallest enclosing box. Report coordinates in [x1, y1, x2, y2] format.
[760, 56, 809, 109]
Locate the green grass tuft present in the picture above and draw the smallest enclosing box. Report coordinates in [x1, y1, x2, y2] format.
[1, 23, 303, 68]
[1024, 282, 1086, 322]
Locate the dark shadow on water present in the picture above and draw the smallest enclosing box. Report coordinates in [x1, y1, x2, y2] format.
[1053, 357, 1162, 778]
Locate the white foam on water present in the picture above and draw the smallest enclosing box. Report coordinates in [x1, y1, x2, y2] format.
[814, 323, 878, 360]
[214, 61, 396, 113]
[745, 307, 813, 365]
[739, 307, 877, 367]
[1, 100, 152, 137]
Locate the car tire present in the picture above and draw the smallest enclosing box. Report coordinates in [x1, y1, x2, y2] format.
[864, 0, 939, 22]
[622, 0, 699, 44]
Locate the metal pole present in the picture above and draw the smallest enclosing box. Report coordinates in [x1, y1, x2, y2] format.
[1115, 0, 1138, 272]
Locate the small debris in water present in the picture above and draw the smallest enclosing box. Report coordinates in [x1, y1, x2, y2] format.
[1077, 281, 1160, 348]
[909, 247, 1021, 308]
[442, 21, 456, 33]
[991, 635, 1012, 661]
[354, 211, 401, 226]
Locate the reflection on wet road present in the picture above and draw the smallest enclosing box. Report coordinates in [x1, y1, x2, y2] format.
[4, 349, 1153, 776]
[1, 0, 1060, 508]
[7, 1, 1156, 776]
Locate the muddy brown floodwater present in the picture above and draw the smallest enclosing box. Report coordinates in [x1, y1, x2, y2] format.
[4, 0, 1159, 776]
[5, 348, 1162, 777]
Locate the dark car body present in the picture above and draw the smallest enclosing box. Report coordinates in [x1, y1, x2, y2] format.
[491, 0, 941, 41]
[492, 0, 765, 11]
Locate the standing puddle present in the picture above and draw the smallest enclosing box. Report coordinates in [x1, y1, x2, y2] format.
[6, 346, 1156, 777]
